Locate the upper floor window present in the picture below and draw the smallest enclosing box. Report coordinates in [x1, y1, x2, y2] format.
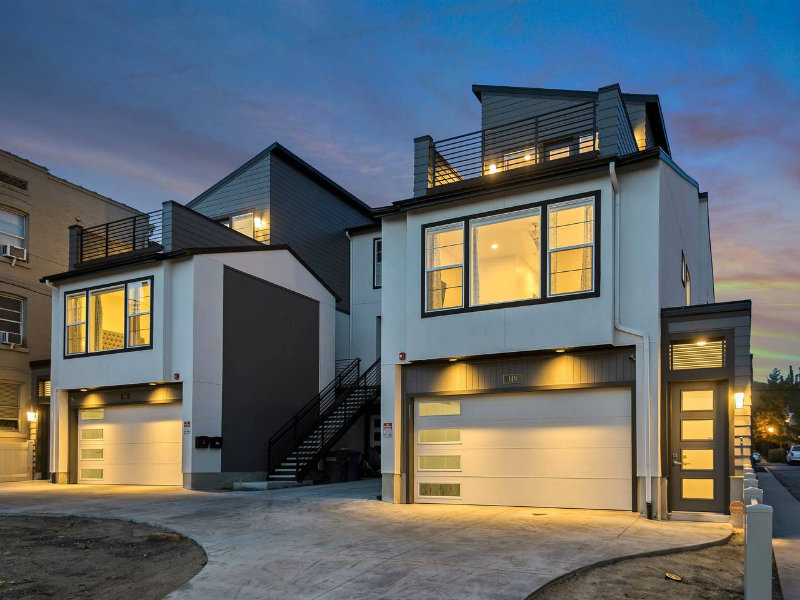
[65, 278, 152, 357]
[0, 382, 21, 430]
[422, 193, 598, 315]
[681, 251, 691, 306]
[548, 199, 595, 296]
[222, 212, 270, 244]
[470, 208, 541, 306]
[0, 206, 26, 250]
[425, 223, 464, 311]
[373, 238, 383, 289]
[0, 294, 23, 345]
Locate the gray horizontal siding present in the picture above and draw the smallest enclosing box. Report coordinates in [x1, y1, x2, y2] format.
[403, 348, 635, 395]
[269, 154, 373, 311]
[481, 93, 588, 129]
[191, 154, 270, 221]
[165, 202, 262, 251]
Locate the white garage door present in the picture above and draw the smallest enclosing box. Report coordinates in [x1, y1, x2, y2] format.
[77, 403, 182, 485]
[414, 388, 632, 510]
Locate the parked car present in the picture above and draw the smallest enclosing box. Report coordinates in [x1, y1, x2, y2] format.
[787, 446, 800, 465]
[752, 451, 761, 463]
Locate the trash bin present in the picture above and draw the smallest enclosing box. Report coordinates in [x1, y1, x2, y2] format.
[324, 450, 363, 483]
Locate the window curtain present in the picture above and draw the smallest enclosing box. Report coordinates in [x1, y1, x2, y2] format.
[92, 296, 103, 350]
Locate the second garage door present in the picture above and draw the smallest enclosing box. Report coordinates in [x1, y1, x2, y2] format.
[414, 388, 632, 510]
[77, 403, 183, 485]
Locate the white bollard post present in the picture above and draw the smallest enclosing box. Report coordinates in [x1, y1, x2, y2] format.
[744, 476, 759, 489]
[744, 486, 764, 506]
[744, 503, 773, 600]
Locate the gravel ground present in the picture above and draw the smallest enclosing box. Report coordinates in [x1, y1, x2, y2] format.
[529, 533, 782, 600]
[0, 515, 206, 599]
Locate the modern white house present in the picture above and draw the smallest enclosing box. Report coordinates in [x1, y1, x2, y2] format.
[368, 84, 752, 519]
[43, 147, 381, 490]
[41, 85, 752, 520]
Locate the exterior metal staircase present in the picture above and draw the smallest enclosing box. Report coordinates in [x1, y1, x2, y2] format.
[267, 357, 381, 482]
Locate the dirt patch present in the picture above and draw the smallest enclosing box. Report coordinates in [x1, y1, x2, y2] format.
[530, 533, 782, 600]
[0, 515, 206, 599]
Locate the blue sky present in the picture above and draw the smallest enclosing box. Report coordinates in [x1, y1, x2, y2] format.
[1, 1, 798, 379]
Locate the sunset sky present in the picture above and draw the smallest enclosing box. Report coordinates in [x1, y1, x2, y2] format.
[1, 1, 797, 380]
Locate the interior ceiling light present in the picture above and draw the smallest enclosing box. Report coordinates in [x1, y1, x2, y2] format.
[489, 164, 497, 174]
[696, 340, 707, 346]
[491, 243, 499, 250]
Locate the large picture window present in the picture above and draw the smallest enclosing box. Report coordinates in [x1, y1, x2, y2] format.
[65, 278, 153, 357]
[547, 198, 595, 296]
[470, 208, 541, 306]
[425, 224, 464, 311]
[422, 193, 597, 315]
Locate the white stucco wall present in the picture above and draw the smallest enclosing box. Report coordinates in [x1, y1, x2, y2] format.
[49, 248, 336, 480]
[349, 230, 382, 366]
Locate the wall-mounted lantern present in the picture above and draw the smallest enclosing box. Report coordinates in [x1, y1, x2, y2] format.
[734, 392, 745, 410]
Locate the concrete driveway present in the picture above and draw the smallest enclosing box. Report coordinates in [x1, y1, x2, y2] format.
[0, 480, 730, 600]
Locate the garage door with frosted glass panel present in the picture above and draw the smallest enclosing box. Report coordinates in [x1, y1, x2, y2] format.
[414, 388, 632, 509]
[77, 403, 182, 485]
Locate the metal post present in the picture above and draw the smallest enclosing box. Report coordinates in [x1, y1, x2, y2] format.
[744, 486, 764, 506]
[744, 503, 773, 600]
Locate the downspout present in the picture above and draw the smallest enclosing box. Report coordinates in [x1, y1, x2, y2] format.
[345, 230, 354, 360]
[610, 162, 653, 519]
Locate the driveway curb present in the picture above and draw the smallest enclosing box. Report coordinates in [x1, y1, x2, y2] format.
[524, 529, 733, 599]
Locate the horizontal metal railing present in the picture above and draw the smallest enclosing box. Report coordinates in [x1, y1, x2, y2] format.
[431, 101, 597, 188]
[79, 210, 163, 262]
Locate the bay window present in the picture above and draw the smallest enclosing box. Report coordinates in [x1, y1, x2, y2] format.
[65, 278, 153, 356]
[425, 224, 464, 311]
[422, 193, 597, 315]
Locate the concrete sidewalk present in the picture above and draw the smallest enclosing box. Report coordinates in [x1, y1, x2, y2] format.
[760, 470, 800, 600]
[0, 480, 732, 600]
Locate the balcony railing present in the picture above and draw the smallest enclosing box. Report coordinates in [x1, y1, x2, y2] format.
[79, 210, 163, 263]
[430, 101, 597, 188]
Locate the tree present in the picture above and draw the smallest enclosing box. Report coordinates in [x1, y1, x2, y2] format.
[753, 366, 800, 452]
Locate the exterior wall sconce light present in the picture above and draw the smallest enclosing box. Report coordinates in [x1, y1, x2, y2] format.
[555, 348, 566, 353]
[26, 411, 37, 423]
[734, 392, 744, 410]
[254, 216, 268, 230]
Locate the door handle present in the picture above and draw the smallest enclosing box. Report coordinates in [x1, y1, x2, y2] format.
[672, 460, 682, 466]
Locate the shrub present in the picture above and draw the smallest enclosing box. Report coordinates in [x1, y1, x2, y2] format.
[767, 448, 786, 463]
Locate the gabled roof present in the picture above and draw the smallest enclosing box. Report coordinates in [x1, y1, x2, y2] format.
[471, 84, 671, 156]
[187, 142, 375, 218]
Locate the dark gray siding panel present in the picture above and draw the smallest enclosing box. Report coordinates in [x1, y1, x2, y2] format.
[269, 154, 373, 311]
[221, 267, 319, 473]
[481, 92, 588, 129]
[164, 202, 262, 250]
[191, 155, 270, 221]
[403, 348, 636, 395]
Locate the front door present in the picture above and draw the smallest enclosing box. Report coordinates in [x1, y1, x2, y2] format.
[669, 382, 727, 512]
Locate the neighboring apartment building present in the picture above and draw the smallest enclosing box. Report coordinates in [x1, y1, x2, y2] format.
[368, 84, 752, 519]
[44, 146, 381, 489]
[0, 149, 140, 482]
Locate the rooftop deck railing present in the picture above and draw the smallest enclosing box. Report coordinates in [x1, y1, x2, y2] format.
[79, 210, 163, 263]
[430, 101, 597, 188]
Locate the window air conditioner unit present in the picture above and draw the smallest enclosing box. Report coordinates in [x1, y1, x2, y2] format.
[0, 245, 27, 261]
[0, 331, 21, 345]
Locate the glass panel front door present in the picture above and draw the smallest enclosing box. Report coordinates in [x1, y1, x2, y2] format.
[669, 383, 726, 513]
